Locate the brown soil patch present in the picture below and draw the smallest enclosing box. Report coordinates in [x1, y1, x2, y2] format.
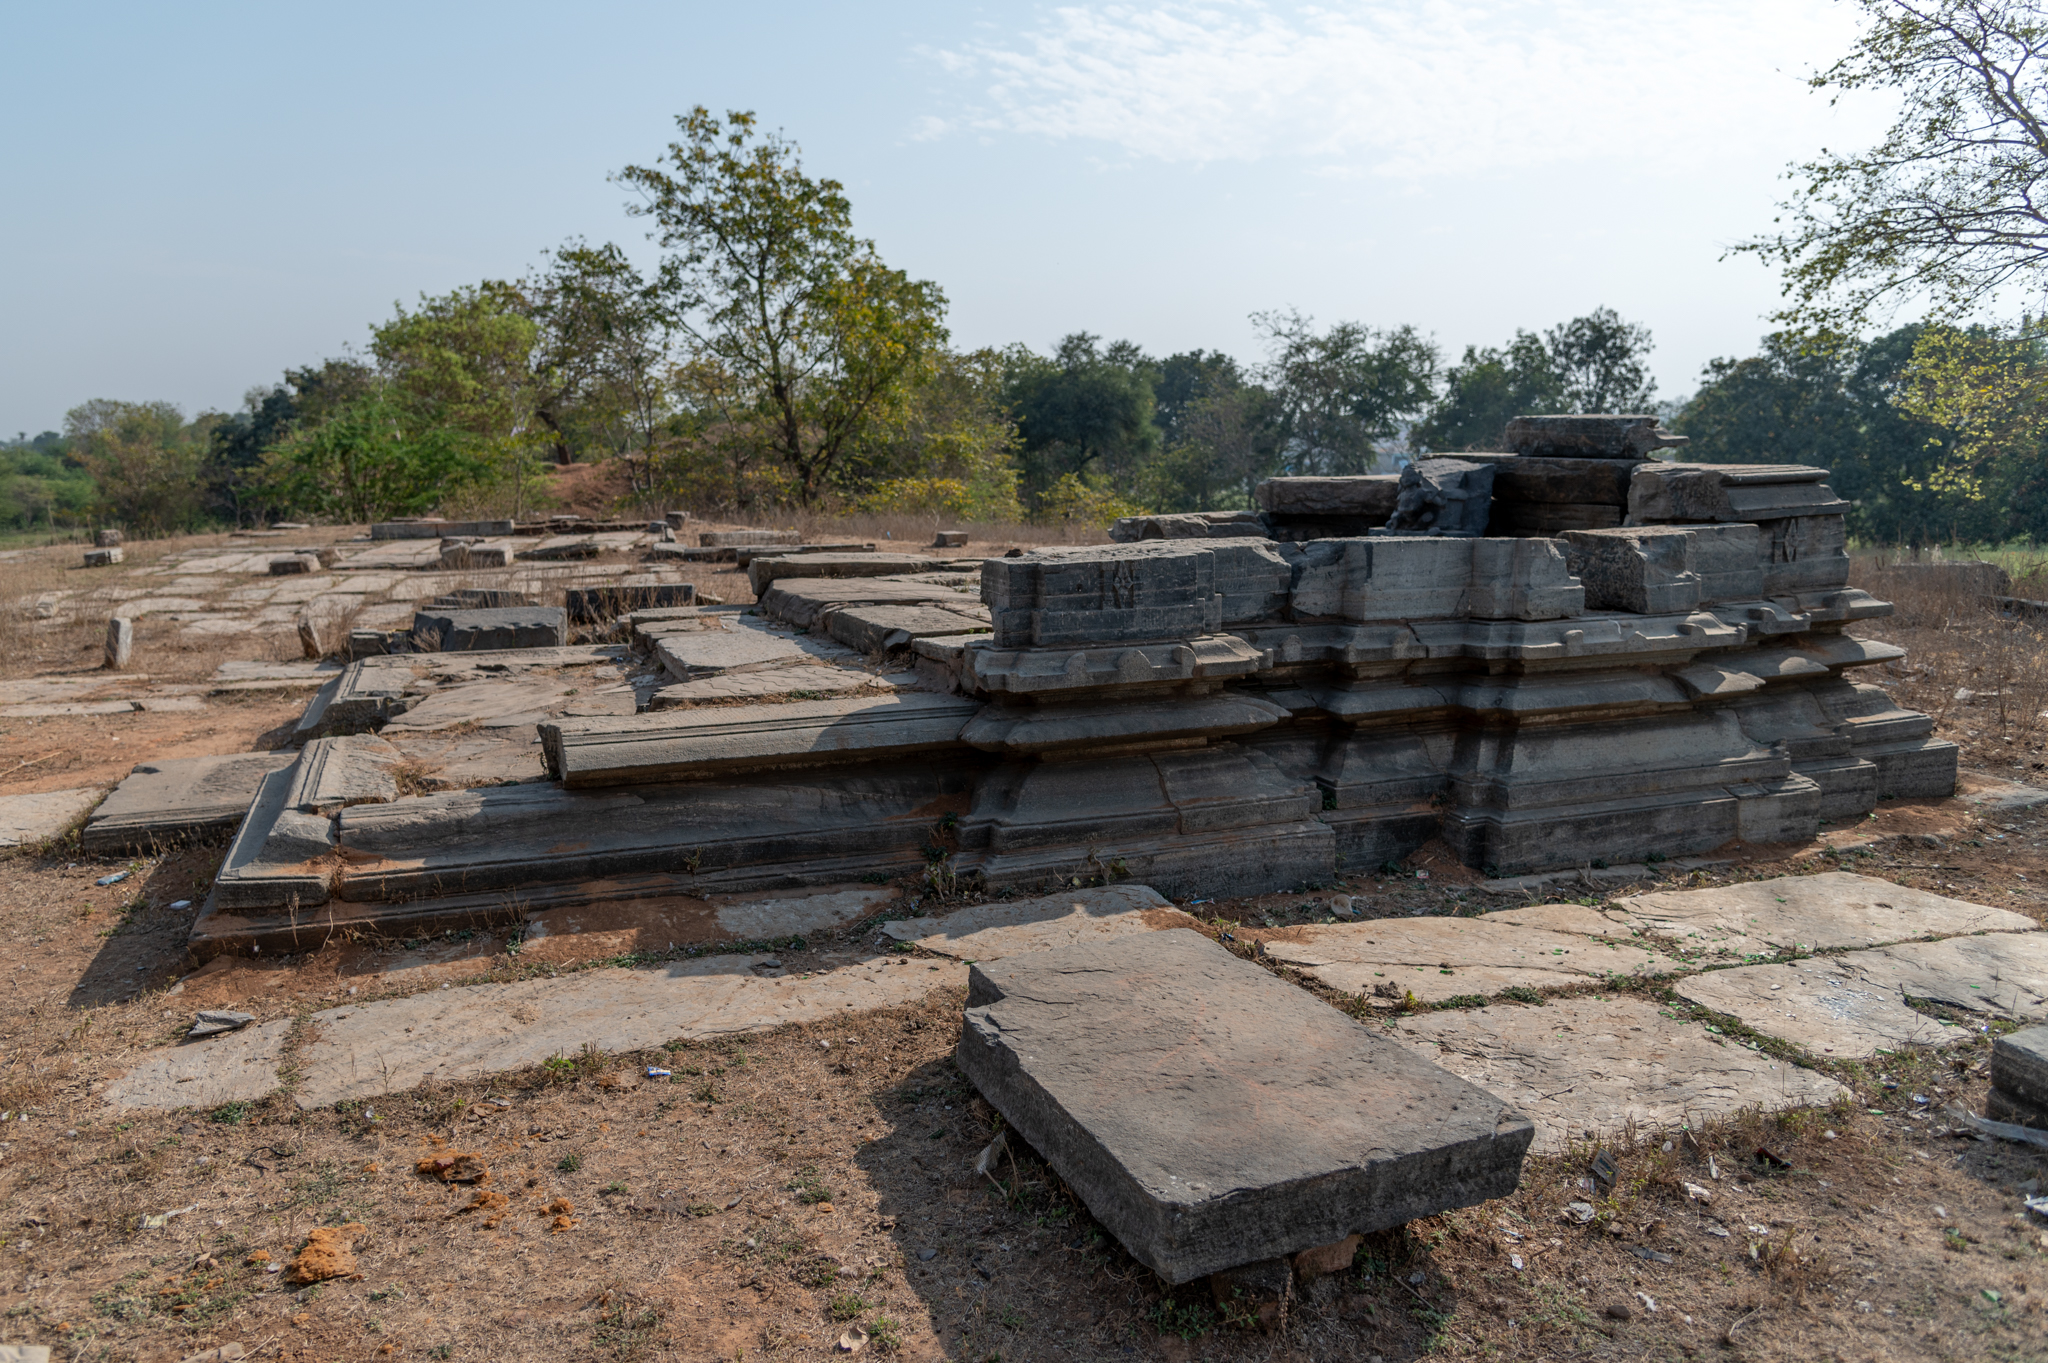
[285, 1222, 365, 1285]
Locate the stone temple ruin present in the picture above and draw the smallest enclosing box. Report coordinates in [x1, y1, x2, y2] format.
[149, 414, 1953, 959]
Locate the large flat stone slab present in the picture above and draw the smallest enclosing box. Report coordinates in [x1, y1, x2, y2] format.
[294, 953, 964, 1107]
[1831, 931, 2048, 1020]
[646, 663, 885, 709]
[82, 752, 297, 853]
[1613, 872, 2032, 960]
[101, 1019, 291, 1112]
[1258, 908, 1684, 1006]
[882, 885, 1195, 959]
[823, 603, 990, 654]
[1675, 960, 1969, 1057]
[957, 930, 1533, 1284]
[540, 693, 979, 786]
[747, 551, 945, 595]
[520, 884, 897, 962]
[758, 577, 981, 629]
[0, 786, 105, 847]
[652, 620, 852, 681]
[1396, 994, 1848, 1153]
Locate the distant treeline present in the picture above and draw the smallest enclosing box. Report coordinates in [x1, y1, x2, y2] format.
[9, 107, 2045, 546]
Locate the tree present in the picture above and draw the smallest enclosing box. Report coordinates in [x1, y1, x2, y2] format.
[850, 347, 1023, 523]
[1002, 333, 1161, 504]
[519, 241, 675, 472]
[258, 391, 491, 524]
[371, 284, 541, 441]
[1894, 321, 2048, 502]
[1255, 310, 1438, 474]
[64, 399, 213, 534]
[1152, 350, 1245, 449]
[1545, 307, 1657, 413]
[209, 382, 302, 525]
[1415, 331, 1563, 451]
[1736, 0, 2048, 331]
[617, 107, 949, 506]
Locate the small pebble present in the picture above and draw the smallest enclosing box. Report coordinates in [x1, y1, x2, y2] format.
[1605, 1302, 1632, 1321]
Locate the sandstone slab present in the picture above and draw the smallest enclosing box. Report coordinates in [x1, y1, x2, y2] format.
[882, 885, 1195, 959]
[1613, 872, 2031, 960]
[101, 1019, 291, 1111]
[759, 577, 981, 629]
[652, 622, 846, 680]
[824, 603, 990, 654]
[82, 752, 298, 853]
[1675, 960, 1969, 1057]
[1833, 931, 2048, 1020]
[0, 786, 104, 847]
[747, 551, 944, 595]
[294, 953, 964, 1107]
[411, 606, 567, 652]
[647, 664, 884, 709]
[1396, 994, 1847, 1153]
[958, 930, 1533, 1283]
[1258, 911, 1683, 1006]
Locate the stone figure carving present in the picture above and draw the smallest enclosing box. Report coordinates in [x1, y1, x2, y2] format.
[1375, 458, 1496, 537]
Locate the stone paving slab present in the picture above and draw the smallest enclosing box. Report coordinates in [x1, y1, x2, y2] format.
[0, 786, 105, 847]
[1836, 931, 2048, 1020]
[1675, 960, 1970, 1057]
[101, 1019, 292, 1112]
[652, 622, 852, 681]
[1395, 994, 1848, 1153]
[959, 930, 1533, 1283]
[647, 664, 885, 709]
[1613, 872, 2033, 960]
[1259, 911, 1684, 1005]
[82, 751, 297, 853]
[379, 677, 636, 733]
[294, 953, 964, 1108]
[882, 886, 1194, 960]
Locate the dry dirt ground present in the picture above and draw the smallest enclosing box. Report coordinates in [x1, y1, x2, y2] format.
[2, 551, 2047, 1362]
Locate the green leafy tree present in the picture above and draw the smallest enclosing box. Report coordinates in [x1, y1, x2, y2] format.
[1735, 0, 2048, 330]
[371, 283, 541, 441]
[1255, 310, 1438, 474]
[1142, 369, 1281, 511]
[519, 240, 675, 474]
[0, 431, 96, 531]
[1002, 333, 1160, 504]
[259, 392, 490, 524]
[1416, 331, 1563, 451]
[1895, 321, 2048, 507]
[851, 347, 1023, 522]
[1545, 307, 1657, 413]
[63, 399, 214, 534]
[618, 107, 949, 506]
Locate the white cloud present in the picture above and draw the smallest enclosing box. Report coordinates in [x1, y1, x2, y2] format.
[925, 0, 1877, 178]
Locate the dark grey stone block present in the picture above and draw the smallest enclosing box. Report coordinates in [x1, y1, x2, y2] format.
[432, 589, 534, 610]
[1504, 414, 1687, 459]
[411, 606, 567, 651]
[565, 583, 695, 623]
[957, 930, 1534, 1283]
[1377, 459, 1495, 537]
[1990, 1025, 2048, 1126]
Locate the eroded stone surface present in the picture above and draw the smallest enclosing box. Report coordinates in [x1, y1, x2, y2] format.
[1613, 872, 2031, 960]
[1395, 995, 1846, 1152]
[1675, 961, 1969, 1057]
[1832, 931, 2048, 1021]
[294, 954, 964, 1107]
[0, 787, 104, 847]
[1258, 911, 1683, 1006]
[958, 930, 1533, 1283]
[101, 1019, 291, 1111]
[882, 885, 1193, 959]
[647, 664, 885, 708]
[83, 752, 296, 853]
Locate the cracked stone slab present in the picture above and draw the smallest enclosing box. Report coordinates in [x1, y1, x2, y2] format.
[1830, 931, 2048, 1022]
[1613, 872, 2032, 961]
[1675, 960, 1970, 1057]
[647, 663, 885, 709]
[882, 885, 1197, 960]
[294, 953, 966, 1107]
[1395, 994, 1848, 1153]
[101, 1019, 292, 1112]
[1258, 908, 1684, 1006]
[958, 930, 1533, 1283]
[0, 787, 105, 847]
[82, 752, 297, 853]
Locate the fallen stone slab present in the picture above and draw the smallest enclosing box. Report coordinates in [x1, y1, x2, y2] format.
[1830, 931, 2048, 1021]
[700, 529, 801, 548]
[646, 664, 885, 709]
[293, 953, 964, 1107]
[522, 884, 897, 961]
[1676, 960, 1970, 1057]
[1257, 908, 1684, 1007]
[100, 1018, 291, 1112]
[882, 885, 1196, 959]
[0, 786, 105, 847]
[565, 581, 695, 622]
[540, 692, 980, 786]
[747, 551, 945, 595]
[82, 752, 298, 853]
[758, 577, 982, 629]
[189, 1009, 255, 1038]
[1396, 994, 1847, 1153]
[957, 930, 1533, 1284]
[1612, 872, 2032, 960]
[731, 541, 873, 567]
[411, 606, 567, 651]
[652, 623, 847, 681]
[372, 518, 514, 540]
[823, 603, 990, 654]
[1957, 771, 2048, 811]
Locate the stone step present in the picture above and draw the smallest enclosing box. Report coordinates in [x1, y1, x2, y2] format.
[82, 752, 296, 854]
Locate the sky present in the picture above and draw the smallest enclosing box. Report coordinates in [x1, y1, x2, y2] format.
[0, 0, 1896, 437]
